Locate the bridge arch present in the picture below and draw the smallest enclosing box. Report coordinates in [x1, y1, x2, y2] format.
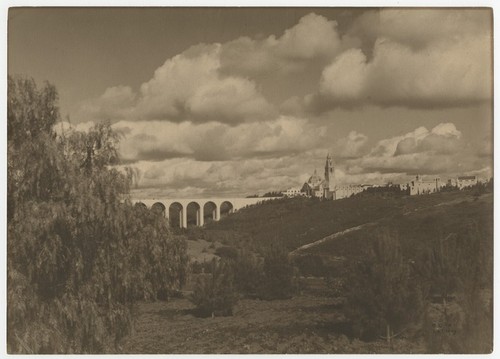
[220, 201, 234, 218]
[151, 202, 166, 217]
[203, 201, 218, 223]
[131, 196, 276, 228]
[186, 201, 202, 227]
[168, 202, 184, 228]
[134, 202, 147, 210]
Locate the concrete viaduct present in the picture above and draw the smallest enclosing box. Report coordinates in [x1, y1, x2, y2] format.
[132, 197, 276, 228]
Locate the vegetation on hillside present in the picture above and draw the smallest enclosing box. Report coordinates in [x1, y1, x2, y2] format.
[7, 76, 188, 353]
[203, 188, 489, 254]
[201, 185, 492, 353]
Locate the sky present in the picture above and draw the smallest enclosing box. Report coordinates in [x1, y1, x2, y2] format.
[8, 7, 493, 198]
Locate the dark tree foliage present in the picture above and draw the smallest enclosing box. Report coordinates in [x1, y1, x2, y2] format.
[345, 229, 424, 342]
[231, 248, 264, 297]
[7, 76, 188, 353]
[189, 259, 238, 317]
[257, 242, 296, 300]
[262, 191, 284, 197]
[416, 222, 493, 353]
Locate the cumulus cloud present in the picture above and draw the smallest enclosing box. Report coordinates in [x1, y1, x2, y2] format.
[333, 131, 369, 159]
[78, 86, 136, 122]
[220, 13, 344, 76]
[77, 44, 274, 124]
[113, 116, 327, 163]
[341, 123, 489, 177]
[350, 9, 490, 50]
[303, 9, 492, 110]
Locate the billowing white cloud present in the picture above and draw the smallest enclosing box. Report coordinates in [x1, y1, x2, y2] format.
[304, 9, 492, 110]
[220, 13, 344, 75]
[341, 123, 490, 177]
[113, 116, 327, 163]
[354, 9, 490, 50]
[333, 130, 369, 159]
[77, 44, 274, 124]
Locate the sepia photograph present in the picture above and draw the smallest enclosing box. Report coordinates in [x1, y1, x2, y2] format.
[6, 5, 494, 354]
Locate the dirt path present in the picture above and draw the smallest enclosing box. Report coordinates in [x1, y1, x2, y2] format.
[289, 221, 378, 257]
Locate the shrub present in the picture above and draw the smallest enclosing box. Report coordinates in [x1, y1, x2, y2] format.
[344, 229, 424, 342]
[292, 254, 327, 277]
[232, 248, 264, 297]
[257, 243, 295, 300]
[215, 245, 238, 260]
[189, 259, 238, 317]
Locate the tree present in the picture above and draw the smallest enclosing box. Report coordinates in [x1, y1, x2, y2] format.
[189, 259, 238, 317]
[417, 222, 493, 353]
[257, 242, 295, 300]
[7, 76, 188, 353]
[345, 229, 424, 343]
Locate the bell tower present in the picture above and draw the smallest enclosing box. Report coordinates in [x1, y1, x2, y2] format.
[324, 153, 335, 199]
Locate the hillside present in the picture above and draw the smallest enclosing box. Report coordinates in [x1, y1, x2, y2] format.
[198, 188, 491, 255]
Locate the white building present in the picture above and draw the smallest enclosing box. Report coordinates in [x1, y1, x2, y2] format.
[456, 175, 478, 189]
[283, 187, 303, 197]
[409, 175, 441, 196]
[335, 184, 365, 199]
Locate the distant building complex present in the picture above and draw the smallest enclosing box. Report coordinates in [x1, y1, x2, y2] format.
[282, 154, 482, 200]
[284, 154, 367, 200]
[409, 175, 441, 196]
[408, 174, 479, 195]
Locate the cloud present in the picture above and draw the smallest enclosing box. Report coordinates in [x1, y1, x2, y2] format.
[351, 9, 490, 50]
[77, 44, 274, 124]
[113, 116, 327, 163]
[125, 155, 320, 198]
[333, 131, 369, 159]
[220, 13, 344, 76]
[303, 9, 492, 111]
[78, 86, 136, 122]
[341, 123, 490, 177]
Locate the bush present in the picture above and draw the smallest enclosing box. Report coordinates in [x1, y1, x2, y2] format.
[215, 246, 238, 260]
[189, 259, 238, 317]
[344, 229, 424, 342]
[292, 254, 327, 277]
[257, 243, 296, 300]
[232, 248, 264, 297]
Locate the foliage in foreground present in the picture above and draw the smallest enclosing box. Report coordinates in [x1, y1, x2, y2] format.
[7, 76, 188, 353]
[344, 219, 492, 353]
[190, 259, 238, 317]
[345, 229, 424, 342]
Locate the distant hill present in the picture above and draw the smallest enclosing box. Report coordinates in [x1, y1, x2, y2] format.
[201, 189, 491, 255]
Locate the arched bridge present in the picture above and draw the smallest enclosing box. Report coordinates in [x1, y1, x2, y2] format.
[131, 197, 277, 228]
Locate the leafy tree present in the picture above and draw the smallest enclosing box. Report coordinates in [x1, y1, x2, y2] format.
[257, 242, 295, 300]
[231, 247, 264, 297]
[345, 229, 424, 343]
[418, 222, 493, 353]
[189, 259, 238, 317]
[7, 76, 188, 353]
